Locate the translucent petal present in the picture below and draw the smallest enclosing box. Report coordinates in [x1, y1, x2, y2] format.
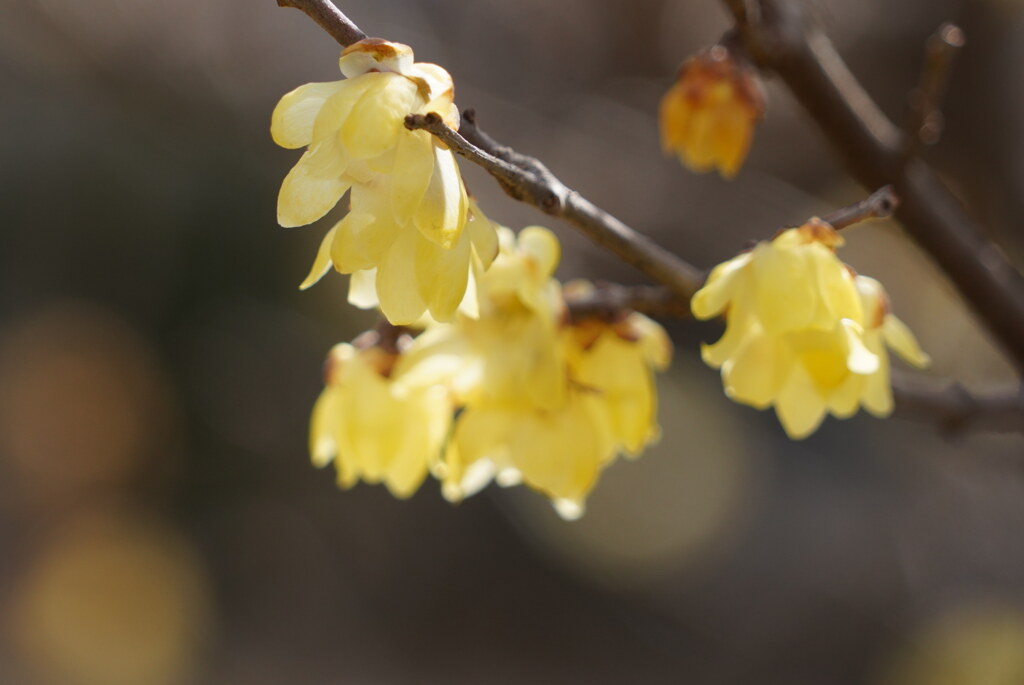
[863, 336, 894, 416]
[839, 319, 879, 375]
[330, 212, 395, 274]
[416, 229, 471, 323]
[299, 223, 339, 290]
[574, 333, 657, 454]
[341, 76, 417, 160]
[277, 142, 351, 227]
[412, 143, 466, 248]
[826, 371, 864, 419]
[347, 269, 379, 310]
[690, 253, 751, 320]
[308, 386, 341, 468]
[389, 130, 435, 220]
[509, 394, 610, 505]
[775, 363, 828, 439]
[310, 77, 376, 144]
[272, 81, 346, 149]
[375, 230, 427, 325]
[518, 226, 561, 280]
[466, 203, 499, 269]
[723, 331, 787, 409]
[882, 314, 930, 368]
[752, 242, 817, 333]
[811, 249, 863, 325]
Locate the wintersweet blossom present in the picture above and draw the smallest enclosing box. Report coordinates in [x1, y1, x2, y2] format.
[396, 227, 672, 518]
[309, 342, 451, 498]
[272, 38, 496, 324]
[691, 219, 928, 438]
[659, 44, 766, 178]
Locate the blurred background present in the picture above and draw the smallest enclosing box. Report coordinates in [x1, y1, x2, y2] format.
[1, 0, 1022, 683]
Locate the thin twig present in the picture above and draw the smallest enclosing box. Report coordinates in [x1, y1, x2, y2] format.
[892, 373, 1024, 435]
[276, 0, 366, 47]
[821, 185, 899, 230]
[405, 113, 705, 300]
[902, 23, 964, 162]
[564, 284, 690, 320]
[723, 0, 1024, 374]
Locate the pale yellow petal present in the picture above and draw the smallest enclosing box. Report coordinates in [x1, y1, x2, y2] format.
[839, 319, 879, 375]
[412, 142, 466, 248]
[882, 314, 930, 368]
[825, 370, 864, 419]
[277, 141, 351, 227]
[723, 330, 788, 409]
[863, 335, 894, 416]
[775, 363, 828, 439]
[466, 201, 500, 269]
[310, 77, 376, 144]
[341, 75, 417, 160]
[375, 230, 427, 325]
[308, 386, 341, 468]
[347, 269, 379, 310]
[299, 224, 339, 290]
[415, 229, 471, 323]
[752, 242, 817, 334]
[271, 81, 346, 149]
[690, 253, 751, 320]
[329, 211, 395, 273]
[518, 226, 561, 280]
[389, 129, 435, 220]
[509, 393, 612, 506]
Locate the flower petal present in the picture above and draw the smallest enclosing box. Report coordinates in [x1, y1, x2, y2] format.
[882, 314, 930, 368]
[412, 142, 466, 248]
[375, 230, 427, 325]
[416, 229, 471, 322]
[347, 269, 379, 310]
[277, 141, 352, 227]
[299, 223, 339, 290]
[775, 363, 828, 439]
[272, 81, 346, 149]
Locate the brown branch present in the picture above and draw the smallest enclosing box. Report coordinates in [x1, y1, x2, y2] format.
[821, 185, 899, 230]
[276, 0, 366, 47]
[724, 0, 1024, 374]
[564, 284, 690, 320]
[892, 374, 1024, 435]
[405, 113, 705, 300]
[902, 23, 964, 162]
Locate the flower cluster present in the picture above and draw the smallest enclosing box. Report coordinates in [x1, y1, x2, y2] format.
[691, 219, 929, 438]
[272, 38, 497, 324]
[309, 226, 671, 518]
[276, 34, 929, 519]
[659, 44, 766, 179]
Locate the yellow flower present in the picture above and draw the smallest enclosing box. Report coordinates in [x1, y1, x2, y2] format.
[561, 281, 672, 455]
[691, 219, 928, 438]
[659, 44, 766, 178]
[309, 342, 451, 498]
[272, 38, 496, 324]
[395, 229, 672, 518]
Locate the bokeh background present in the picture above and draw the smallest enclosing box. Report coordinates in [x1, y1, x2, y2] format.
[1, 0, 1023, 683]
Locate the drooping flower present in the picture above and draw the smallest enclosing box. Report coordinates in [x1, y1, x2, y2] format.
[659, 43, 766, 179]
[691, 219, 928, 438]
[561, 281, 672, 456]
[272, 38, 496, 324]
[309, 341, 451, 498]
[394, 227, 672, 518]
